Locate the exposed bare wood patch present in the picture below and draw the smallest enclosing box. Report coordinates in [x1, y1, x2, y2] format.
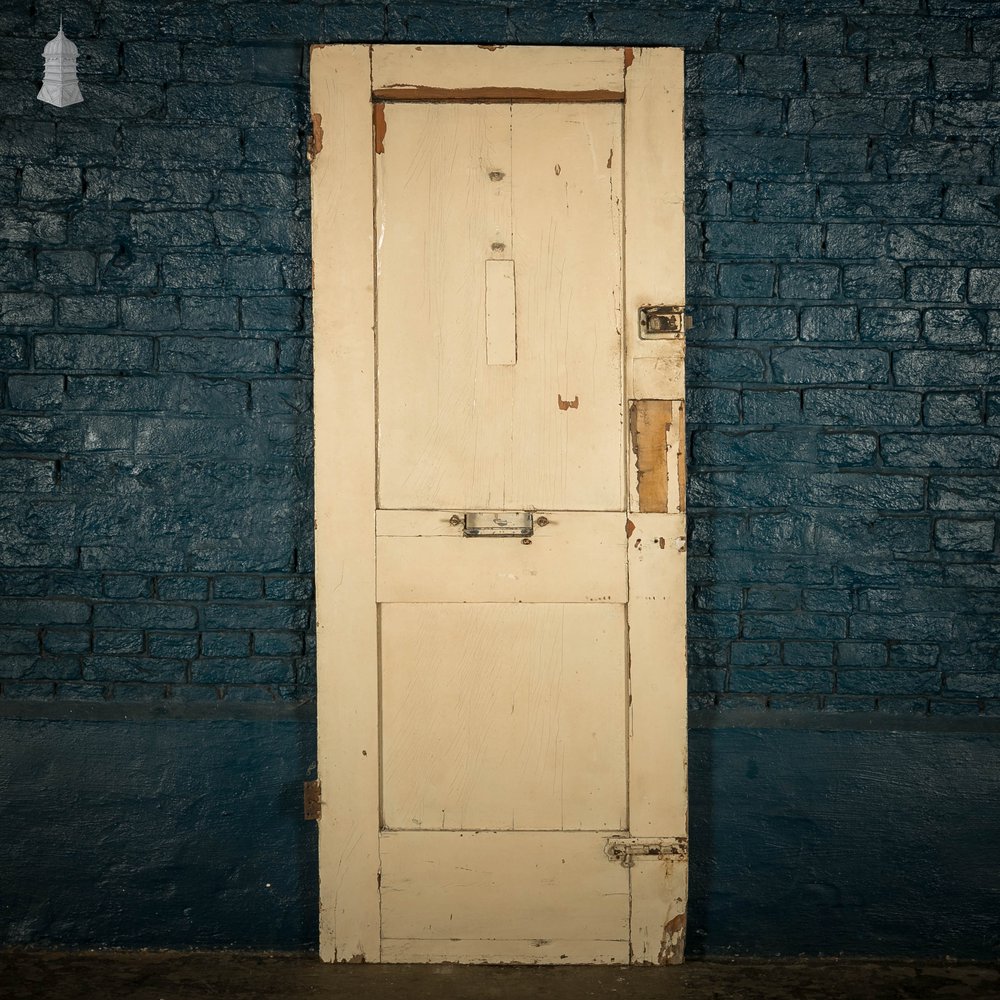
[478, 44, 502, 51]
[624, 47, 634, 70]
[372, 86, 623, 103]
[308, 112, 323, 161]
[625, 518, 635, 538]
[373, 102, 386, 153]
[630, 400, 685, 513]
[658, 912, 686, 966]
[558, 394, 580, 410]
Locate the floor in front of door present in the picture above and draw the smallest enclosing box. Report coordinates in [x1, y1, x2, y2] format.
[3, 951, 998, 1000]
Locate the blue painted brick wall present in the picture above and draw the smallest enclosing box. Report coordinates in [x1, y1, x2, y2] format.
[0, 1, 998, 717]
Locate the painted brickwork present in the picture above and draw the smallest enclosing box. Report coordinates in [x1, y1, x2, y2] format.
[0, 1, 998, 716]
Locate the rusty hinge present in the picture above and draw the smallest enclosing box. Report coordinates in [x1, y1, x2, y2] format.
[303, 779, 321, 821]
[639, 305, 692, 340]
[605, 836, 688, 868]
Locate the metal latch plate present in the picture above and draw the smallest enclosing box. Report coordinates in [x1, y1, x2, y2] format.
[463, 511, 534, 538]
[605, 835, 688, 867]
[303, 779, 321, 821]
[639, 305, 691, 339]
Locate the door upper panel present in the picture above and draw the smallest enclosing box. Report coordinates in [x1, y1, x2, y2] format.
[376, 101, 624, 512]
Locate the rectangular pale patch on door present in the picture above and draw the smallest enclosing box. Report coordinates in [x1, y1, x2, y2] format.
[630, 399, 685, 514]
[485, 258, 517, 365]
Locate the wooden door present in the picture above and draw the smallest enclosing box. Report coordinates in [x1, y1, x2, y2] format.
[310, 45, 687, 965]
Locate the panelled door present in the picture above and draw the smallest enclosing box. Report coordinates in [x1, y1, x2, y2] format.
[310, 45, 687, 965]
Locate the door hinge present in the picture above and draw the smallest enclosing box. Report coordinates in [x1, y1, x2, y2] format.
[639, 305, 692, 339]
[605, 836, 687, 868]
[303, 779, 322, 821]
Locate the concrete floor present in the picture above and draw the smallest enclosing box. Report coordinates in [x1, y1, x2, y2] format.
[2, 952, 999, 1000]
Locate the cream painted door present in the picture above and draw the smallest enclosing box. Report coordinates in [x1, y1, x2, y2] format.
[310, 45, 687, 965]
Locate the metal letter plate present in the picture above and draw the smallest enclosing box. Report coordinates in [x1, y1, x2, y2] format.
[639, 305, 691, 340]
[463, 511, 533, 538]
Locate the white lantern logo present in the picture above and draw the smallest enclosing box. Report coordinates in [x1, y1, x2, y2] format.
[37, 19, 84, 108]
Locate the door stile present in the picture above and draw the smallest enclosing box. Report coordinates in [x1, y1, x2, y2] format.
[310, 45, 381, 964]
[623, 47, 688, 964]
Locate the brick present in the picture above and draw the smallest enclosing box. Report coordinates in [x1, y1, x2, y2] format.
[895, 351, 1000, 387]
[934, 58, 992, 94]
[58, 295, 118, 329]
[968, 269, 1000, 306]
[703, 136, 807, 178]
[159, 336, 275, 374]
[930, 476, 1000, 513]
[122, 125, 243, 167]
[783, 641, 834, 667]
[719, 12, 778, 52]
[93, 630, 145, 654]
[0, 629, 41, 654]
[934, 519, 996, 553]
[0, 335, 28, 368]
[819, 182, 941, 220]
[124, 41, 181, 80]
[212, 575, 263, 600]
[817, 432, 876, 466]
[162, 254, 225, 291]
[688, 347, 766, 383]
[121, 296, 181, 331]
[0, 293, 53, 328]
[718, 264, 775, 299]
[0, 599, 89, 626]
[253, 630, 303, 656]
[102, 575, 151, 600]
[700, 96, 783, 134]
[689, 306, 735, 343]
[807, 57, 864, 95]
[35, 334, 152, 371]
[889, 644, 939, 669]
[742, 390, 801, 425]
[706, 222, 821, 260]
[800, 307, 856, 342]
[132, 211, 215, 248]
[839, 670, 941, 695]
[7, 376, 63, 411]
[99, 250, 159, 292]
[924, 392, 982, 427]
[884, 432, 1000, 468]
[147, 631, 200, 658]
[691, 470, 923, 512]
[730, 182, 816, 220]
[860, 308, 920, 343]
[789, 97, 908, 136]
[92, 603, 196, 630]
[36, 251, 96, 287]
[923, 310, 984, 347]
[843, 263, 904, 300]
[201, 631, 251, 657]
[782, 16, 844, 54]
[694, 430, 813, 467]
[730, 669, 834, 694]
[689, 54, 739, 94]
[771, 347, 887, 384]
[181, 297, 239, 331]
[191, 656, 294, 685]
[82, 656, 186, 683]
[780, 265, 839, 300]
[885, 140, 992, 180]
[745, 587, 798, 612]
[907, 267, 966, 303]
[824, 223, 888, 259]
[946, 673, 1000, 698]
[866, 58, 930, 95]
[240, 296, 302, 331]
[20, 166, 81, 202]
[688, 388, 740, 424]
[737, 307, 796, 341]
